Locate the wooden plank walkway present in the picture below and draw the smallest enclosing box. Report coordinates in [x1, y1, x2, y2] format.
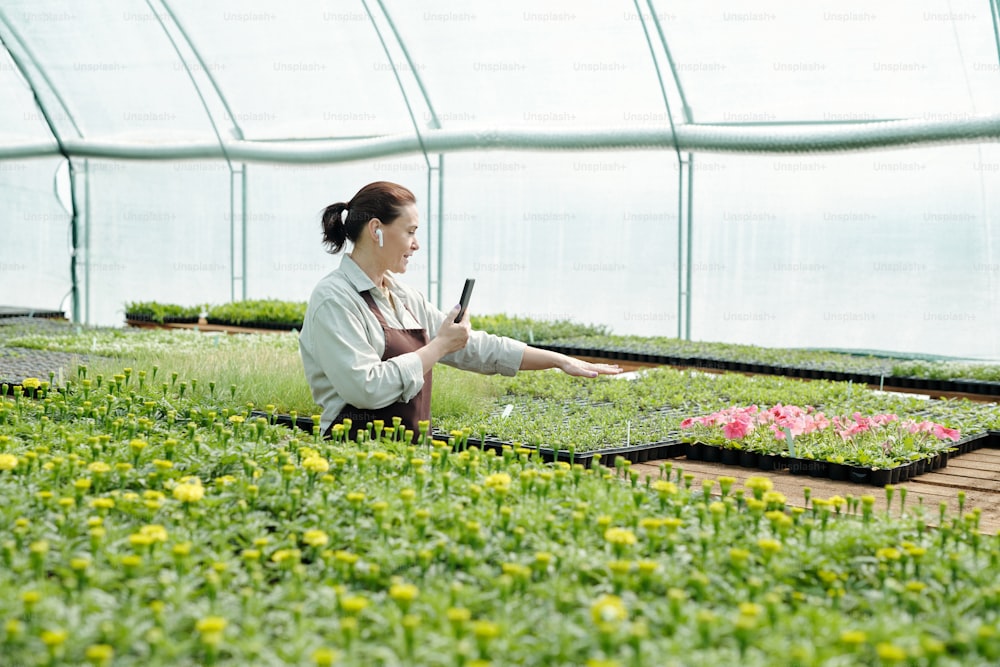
[632, 448, 1000, 534]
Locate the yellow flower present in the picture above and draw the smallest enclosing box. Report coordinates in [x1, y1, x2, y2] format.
[271, 548, 301, 564]
[876, 547, 901, 561]
[195, 616, 227, 645]
[745, 476, 774, 499]
[303, 456, 330, 474]
[21, 378, 42, 390]
[312, 648, 340, 666]
[757, 538, 782, 556]
[172, 480, 205, 503]
[762, 490, 786, 506]
[484, 472, 512, 490]
[335, 550, 359, 565]
[389, 582, 420, 603]
[0, 454, 20, 471]
[85, 644, 114, 665]
[140, 524, 168, 542]
[471, 620, 501, 640]
[40, 629, 68, 647]
[447, 607, 471, 623]
[604, 527, 637, 547]
[87, 461, 111, 474]
[303, 530, 329, 547]
[340, 595, 369, 615]
[875, 642, 907, 662]
[840, 630, 867, 645]
[591, 594, 627, 629]
[652, 480, 678, 496]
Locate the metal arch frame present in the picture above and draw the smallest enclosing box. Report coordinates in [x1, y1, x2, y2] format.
[6, 116, 1000, 162]
[4, 3, 1000, 328]
[364, 0, 447, 307]
[148, 0, 250, 303]
[644, 0, 696, 342]
[0, 8, 86, 322]
[632, 0, 693, 340]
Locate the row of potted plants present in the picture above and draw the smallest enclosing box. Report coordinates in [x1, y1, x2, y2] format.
[6, 321, 1000, 483]
[536, 335, 1000, 397]
[119, 303, 1000, 392]
[125, 300, 308, 330]
[431, 364, 1000, 483]
[121, 301, 202, 325]
[677, 403, 981, 486]
[2, 362, 999, 665]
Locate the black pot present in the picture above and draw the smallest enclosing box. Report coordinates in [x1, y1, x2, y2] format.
[849, 467, 871, 485]
[757, 453, 779, 471]
[720, 448, 741, 466]
[871, 468, 892, 486]
[702, 444, 721, 463]
[686, 442, 704, 461]
[739, 451, 759, 468]
[789, 459, 811, 476]
[828, 462, 849, 481]
[807, 460, 829, 478]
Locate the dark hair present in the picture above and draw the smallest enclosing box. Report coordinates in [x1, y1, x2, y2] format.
[320, 181, 416, 254]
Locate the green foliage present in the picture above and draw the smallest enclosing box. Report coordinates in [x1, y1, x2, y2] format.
[123, 300, 202, 324]
[1, 364, 999, 666]
[206, 299, 307, 328]
[470, 313, 610, 342]
[545, 333, 1000, 383]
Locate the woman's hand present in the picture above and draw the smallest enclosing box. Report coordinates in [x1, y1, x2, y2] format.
[519, 347, 622, 377]
[434, 305, 471, 355]
[557, 356, 623, 378]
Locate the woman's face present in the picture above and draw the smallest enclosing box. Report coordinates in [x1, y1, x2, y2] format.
[381, 203, 420, 274]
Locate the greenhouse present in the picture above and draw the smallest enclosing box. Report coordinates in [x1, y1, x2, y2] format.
[3, 1, 1000, 665]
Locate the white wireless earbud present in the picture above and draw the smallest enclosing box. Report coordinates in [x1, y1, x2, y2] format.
[375, 228, 384, 247]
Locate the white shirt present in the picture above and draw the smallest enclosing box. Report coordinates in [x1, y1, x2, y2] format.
[299, 255, 527, 432]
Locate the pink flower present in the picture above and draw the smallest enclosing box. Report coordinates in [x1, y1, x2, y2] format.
[723, 419, 751, 440]
[680, 417, 696, 429]
[932, 424, 960, 441]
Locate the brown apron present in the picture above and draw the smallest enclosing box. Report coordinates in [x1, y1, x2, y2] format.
[326, 290, 432, 440]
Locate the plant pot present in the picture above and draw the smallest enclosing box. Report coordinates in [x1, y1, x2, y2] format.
[686, 442, 704, 461]
[739, 451, 759, 468]
[757, 453, 780, 471]
[870, 468, 892, 486]
[702, 444, 721, 463]
[720, 448, 741, 466]
[827, 462, 849, 481]
[848, 467, 870, 485]
[893, 465, 908, 484]
[807, 460, 829, 478]
[789, 459, 811, 476]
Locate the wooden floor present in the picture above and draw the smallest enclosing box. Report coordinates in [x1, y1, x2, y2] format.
[633, 448, 1000, 533]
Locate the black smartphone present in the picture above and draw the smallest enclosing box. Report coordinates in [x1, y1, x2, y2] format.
[455, 278, 475, 323]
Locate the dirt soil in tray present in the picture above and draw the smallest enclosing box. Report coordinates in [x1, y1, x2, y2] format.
[0, 317, 105, 385]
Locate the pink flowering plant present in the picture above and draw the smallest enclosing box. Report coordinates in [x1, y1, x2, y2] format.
[680, 404, 961, 468]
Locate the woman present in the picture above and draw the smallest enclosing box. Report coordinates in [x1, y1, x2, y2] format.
[299, 181, 621, 439]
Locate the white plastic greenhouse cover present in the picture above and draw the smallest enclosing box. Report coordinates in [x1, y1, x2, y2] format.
[1, 0, 999, 360]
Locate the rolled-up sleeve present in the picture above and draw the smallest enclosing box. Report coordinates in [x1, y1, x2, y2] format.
[418, 300, 526, 376]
